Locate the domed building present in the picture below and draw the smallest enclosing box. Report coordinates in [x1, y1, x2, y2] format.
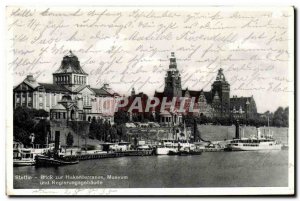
[13, 51, 121, 146]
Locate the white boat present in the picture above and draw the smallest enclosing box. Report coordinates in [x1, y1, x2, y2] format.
[13, 142, 55, 167]
[155, 139, 196, 155]
[156, 121, 197, 155]
[226, 127, 282, 151]
[156, 147, 178, 155]
[155, 140, 178, 155]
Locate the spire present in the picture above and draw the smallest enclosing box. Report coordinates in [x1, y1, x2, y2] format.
[131, 87, 136, 96]
[216, 68, 226, 82]
[66, 50, 75, 57]
[169, 52, 177, 69]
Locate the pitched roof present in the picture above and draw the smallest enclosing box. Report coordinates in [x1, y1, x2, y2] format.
[54, 51, 88, 75]
[101, 85, 120, 96]
[51, 103, 66, 110]
[73, 85, 95, 94]
[91, 88, 111, 96]
[182, 89, 212, 103]
[92, 84, 120, 97]
[38, 83, 70, 92]
[230, 96, 252, 110]
[23, 78, 40, 89]
[14, 75, 40, 91]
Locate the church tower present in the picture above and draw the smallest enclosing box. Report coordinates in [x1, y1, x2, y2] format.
[211, 68, 230, 115]
[163, 52, 182, 98]
[53, 51, 88, 92]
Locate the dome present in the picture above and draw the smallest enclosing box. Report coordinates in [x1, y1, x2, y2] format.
[54, 50, 88, 75]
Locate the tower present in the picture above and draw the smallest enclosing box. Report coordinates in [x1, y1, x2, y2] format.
[211, 68, 230, 116]
[53, 51, 88, 92]
[163, 52, 182, 98]
[131, 87, 136, 96]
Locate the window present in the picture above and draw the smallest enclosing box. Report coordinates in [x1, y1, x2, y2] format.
[16, 94, 20, 103]
[22, 93, 26, 102]
[28, 93, 32, 102]
[83, 94, 90, 106]
[46, 94, 50, 106]
[51, 94, 55, 106]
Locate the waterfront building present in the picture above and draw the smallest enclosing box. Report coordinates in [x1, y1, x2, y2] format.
[154, 52, 258, 119]
[13, 51, 120, 146]
[13, 51, 120, 123]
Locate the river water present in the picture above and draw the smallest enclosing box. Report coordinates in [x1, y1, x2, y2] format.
[14, 150, 288, 188]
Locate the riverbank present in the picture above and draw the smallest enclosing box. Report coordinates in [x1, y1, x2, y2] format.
[14, 150, 289, 189]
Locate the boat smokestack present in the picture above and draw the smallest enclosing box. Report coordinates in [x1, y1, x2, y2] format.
[235, 120, 240, 139]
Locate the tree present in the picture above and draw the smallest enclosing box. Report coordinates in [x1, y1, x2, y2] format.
[36, 109, 49, 118]
[66, 133, 74, 147]
[272, 106, 289, 127]
[110, 126, 118, 142]
[103, 120, 111, 142]
[13, 126, 30, 145]
[13, 107, 48, 146]
[97, 119, 105, 141]
[89, 118, 98, 139]
[33, 119, 49, 145]
[114, 110, 129, 125]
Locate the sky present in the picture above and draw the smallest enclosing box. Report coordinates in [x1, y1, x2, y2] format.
[7, 7, 294, 113]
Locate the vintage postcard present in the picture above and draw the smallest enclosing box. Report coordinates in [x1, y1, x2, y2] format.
[6, 6, 294, 196]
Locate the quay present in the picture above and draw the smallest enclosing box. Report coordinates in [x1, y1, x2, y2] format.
[198, 148, 224, 152]
[64, 150, 154, 161]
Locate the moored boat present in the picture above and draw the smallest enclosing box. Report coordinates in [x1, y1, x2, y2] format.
[13, 158, 35, 167]
[226, 126, 282, 151]
[13, 141, 54, 167]
[35, 155, 79, 167]
[156, 146, 178, 155]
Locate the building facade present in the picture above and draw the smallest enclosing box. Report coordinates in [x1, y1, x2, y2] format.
[154, 52, 258, 119]
[13, 51, 120, 123]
